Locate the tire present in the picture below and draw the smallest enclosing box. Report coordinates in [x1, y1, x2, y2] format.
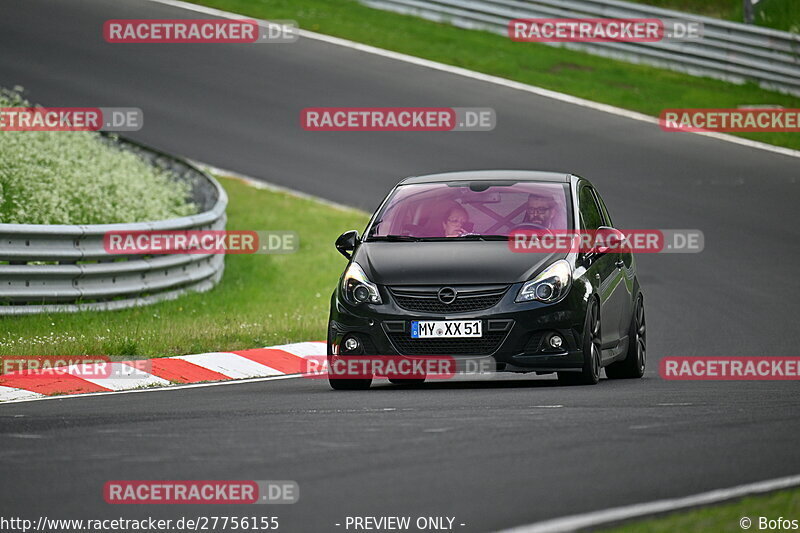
[605, 294, 646, 379]
[326, 352, 372, 390]
[388, 377, 426, 385]
[558, 299, 601, 386]
[329, 377, 372, 390]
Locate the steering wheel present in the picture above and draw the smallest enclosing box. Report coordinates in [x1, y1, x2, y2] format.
[510, 223, 551, 232]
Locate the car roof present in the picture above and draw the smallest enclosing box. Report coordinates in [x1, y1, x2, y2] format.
[398, 170, 572, 185]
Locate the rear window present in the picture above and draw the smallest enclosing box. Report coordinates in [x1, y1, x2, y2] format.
[366, 181, 571, 239]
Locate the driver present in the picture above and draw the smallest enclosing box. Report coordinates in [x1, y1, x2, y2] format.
[442, 205, 470, 237]
[523, 193, 557, 229]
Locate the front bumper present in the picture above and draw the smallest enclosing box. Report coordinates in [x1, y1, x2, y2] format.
[329, 281, 589, 372]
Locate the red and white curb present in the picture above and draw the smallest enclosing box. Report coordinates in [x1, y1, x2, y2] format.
[0, 341, 325, 404]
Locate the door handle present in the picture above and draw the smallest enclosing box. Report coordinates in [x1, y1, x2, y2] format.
[615, 259, 625, 269]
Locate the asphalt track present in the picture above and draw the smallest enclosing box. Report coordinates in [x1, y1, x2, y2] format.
[1, 0, 799, 531]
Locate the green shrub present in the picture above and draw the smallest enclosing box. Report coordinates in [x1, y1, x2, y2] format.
[0, 87, 197, 225]
[756, 0, 800, 33]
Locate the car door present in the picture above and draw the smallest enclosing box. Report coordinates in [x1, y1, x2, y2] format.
[594, 189, 634, 343]
[578, 184, 624, 349]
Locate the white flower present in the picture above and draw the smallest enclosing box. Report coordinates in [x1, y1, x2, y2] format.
[0, 87, 197, 225]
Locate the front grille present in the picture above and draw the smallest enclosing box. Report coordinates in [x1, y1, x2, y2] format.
[387, 331, 508, 356]
[389, 285, 509, 314]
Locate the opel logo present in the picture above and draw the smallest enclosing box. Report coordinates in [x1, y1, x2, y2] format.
[437, 287, 458, 305]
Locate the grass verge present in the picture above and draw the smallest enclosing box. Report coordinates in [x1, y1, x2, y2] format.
[628, 0, 799, 32]
[625, 0, 742, 19]
[601, 486, 800, 532]
[0, 176, 368, 359]
[189, 0, 800, 150]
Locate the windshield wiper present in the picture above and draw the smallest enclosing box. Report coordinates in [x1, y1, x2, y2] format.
[368, 234, 509, 242]
[451, 234, 509, 241]
[367, 235, 424, 242]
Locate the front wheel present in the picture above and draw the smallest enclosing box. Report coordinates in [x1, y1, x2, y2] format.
[388, 377, 426, 385]
[327, 353, 372, 390]
[605, 294, 646, 379]
[558, 299, 601, 386]
[329, 377, 372, 390]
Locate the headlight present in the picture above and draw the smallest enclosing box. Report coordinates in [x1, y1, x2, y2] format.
[516, 260, 572, 304]
[341, 262, 382, 305]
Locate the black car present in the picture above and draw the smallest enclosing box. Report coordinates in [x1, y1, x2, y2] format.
[327, 170, 645, 389]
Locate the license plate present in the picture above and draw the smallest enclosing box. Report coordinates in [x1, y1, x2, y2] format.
[410, 320, 482, 339]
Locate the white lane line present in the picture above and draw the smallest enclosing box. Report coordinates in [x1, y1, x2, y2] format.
[64, 362, 171, 391]
[494, 473, 800, 533]
[173, 352, 285, 378]
[0, 386, 45, 402]
[629, 423, 666, 429]
[146, 0, 800, 161]
[0, 374, 301, 406]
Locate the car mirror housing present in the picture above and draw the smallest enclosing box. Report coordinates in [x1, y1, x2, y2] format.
[596, 226, 626, 255]
[335, 230, 359, 259]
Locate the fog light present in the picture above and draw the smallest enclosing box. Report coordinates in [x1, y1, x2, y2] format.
[343, 336, 360, 353]
[549, 334, 563, 349]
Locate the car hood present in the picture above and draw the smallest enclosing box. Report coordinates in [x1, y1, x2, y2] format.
[356, 241, 564, 285]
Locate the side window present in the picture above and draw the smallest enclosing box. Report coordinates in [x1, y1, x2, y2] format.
[579, 186, 603, 230]
[594, 190, 613, 228]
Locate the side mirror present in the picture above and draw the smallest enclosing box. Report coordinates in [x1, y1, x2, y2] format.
[595, 226, 627, 255]
[335, 230, 359, 259]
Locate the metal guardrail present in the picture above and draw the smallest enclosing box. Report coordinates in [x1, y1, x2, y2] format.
[0, 137, 228, 315]
[361, 0, 800, 96]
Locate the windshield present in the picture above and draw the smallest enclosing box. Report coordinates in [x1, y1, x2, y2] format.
[366, 180, 571, 240]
